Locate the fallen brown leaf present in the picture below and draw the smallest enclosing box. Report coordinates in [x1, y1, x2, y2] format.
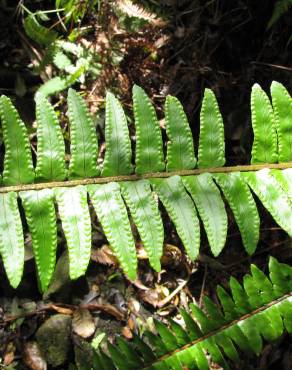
[85, 303, 125, 321]
[161, 244, 182, 266]
[139, 285, 167, 307]
[121, 325, 133, 339]
[91, 245, 118, 265]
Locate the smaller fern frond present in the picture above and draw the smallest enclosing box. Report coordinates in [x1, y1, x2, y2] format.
[23, 14, 58, 46]
[53, 50, 73, 71]
[94, 258, 292, 370]
[116, 0, 167, 26]
[37, 76, 72, 98]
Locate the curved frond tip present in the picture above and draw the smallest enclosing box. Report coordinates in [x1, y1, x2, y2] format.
[133, 85, 165, 174]
[67, 88, 99, 179]
[102, 92, 132, 176]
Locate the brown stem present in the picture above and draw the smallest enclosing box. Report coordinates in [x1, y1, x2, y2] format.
[0, 302, 125, 325]
[1, 162, 292, 194]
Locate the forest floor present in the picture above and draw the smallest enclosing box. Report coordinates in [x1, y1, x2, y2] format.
[0, 1, 292, 369]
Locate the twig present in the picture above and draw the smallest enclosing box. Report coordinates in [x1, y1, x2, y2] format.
[198, 265, 208, 308]
[1, 302, 124, 325]
[157, 279, 188, 308]
[251, 61, 292, 72]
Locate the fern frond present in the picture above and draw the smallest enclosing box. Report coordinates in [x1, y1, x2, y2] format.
[37, 76, 71, 97]
[53, 50, 73, 71]
[94, 258, 292, 369]
[0, 82, 292, 288]
[116, 0, 166, 26]
[24, 14, 58, 46]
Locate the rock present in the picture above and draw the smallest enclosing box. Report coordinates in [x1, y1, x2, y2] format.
[72, 308, 95, 339]
[74, 336, 93, 370]
[36, 314, 72, 367]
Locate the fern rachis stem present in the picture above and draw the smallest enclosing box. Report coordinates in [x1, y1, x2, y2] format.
[1, 163, 292, 194]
